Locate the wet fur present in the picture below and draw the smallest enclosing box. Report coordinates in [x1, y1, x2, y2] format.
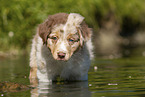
[29, 13, 93, 83]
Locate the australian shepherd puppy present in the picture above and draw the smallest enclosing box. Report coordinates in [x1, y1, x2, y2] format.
[29, 13, 93, 83]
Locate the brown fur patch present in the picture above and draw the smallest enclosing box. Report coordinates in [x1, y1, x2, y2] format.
[39, 13, 69, 44]
[80, 21, 92, 41]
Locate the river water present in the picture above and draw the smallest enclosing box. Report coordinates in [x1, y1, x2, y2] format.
[0, 55, 145, 97]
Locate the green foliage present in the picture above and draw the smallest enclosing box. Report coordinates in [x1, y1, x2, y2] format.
[94, 0, 145, 24]
[0, 0, 96, 50]
[0, 0, 145, 51]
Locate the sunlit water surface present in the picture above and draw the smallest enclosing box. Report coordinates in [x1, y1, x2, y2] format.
[0, 55, 145, 97]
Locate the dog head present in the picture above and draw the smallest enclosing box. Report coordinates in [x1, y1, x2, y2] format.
[38, 13, 92, 61]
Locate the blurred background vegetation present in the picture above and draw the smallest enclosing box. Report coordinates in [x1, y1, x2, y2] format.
[0, 0, 145, 58]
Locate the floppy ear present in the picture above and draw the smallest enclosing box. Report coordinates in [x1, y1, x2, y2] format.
[78, 21, 92, 46]
[38, 13, 69, 44]
[38, 18, 53, 44]
[78, 28, 84, 46]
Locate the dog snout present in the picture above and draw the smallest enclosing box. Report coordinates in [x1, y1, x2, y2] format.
[57, 52, 66, 60]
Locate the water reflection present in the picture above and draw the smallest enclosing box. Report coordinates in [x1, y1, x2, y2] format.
[31, 81, 91, 97]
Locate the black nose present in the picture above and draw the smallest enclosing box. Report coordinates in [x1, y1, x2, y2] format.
[58, 52, 66, 59]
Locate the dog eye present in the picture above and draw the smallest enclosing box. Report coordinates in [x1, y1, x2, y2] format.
[51, 36, 58, 40]
[68, 38, 74, 42]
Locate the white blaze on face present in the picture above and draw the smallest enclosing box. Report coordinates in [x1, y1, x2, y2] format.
[58, 41, 67, 53]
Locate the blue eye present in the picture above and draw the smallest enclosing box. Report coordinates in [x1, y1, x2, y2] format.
[69, 39, 74, 42]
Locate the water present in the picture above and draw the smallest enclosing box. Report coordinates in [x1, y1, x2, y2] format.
[0, 56, 145, 97]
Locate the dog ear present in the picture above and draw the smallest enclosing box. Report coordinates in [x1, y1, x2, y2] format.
[38, 17, 53, 44]
[78, 28, 84, 46]
[78, 21, 92, 46]
[38, 13, 69, 44]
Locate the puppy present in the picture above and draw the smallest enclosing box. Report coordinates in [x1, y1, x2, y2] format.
[29, 13, 93, 83]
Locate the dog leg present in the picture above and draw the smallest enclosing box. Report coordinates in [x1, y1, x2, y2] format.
[29, 67, 37, 79]
[77, 74, 88, 81]
[29, 67, 38, 87]
[29, 35, 38, 86]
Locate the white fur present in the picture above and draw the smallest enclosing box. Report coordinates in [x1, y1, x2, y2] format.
[86, 38, 94, 59]
[59, 41, 67, 53]
[67, 13, 85, 27]
[64, 13, 84, 35]
[29, 13, 93, 82]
